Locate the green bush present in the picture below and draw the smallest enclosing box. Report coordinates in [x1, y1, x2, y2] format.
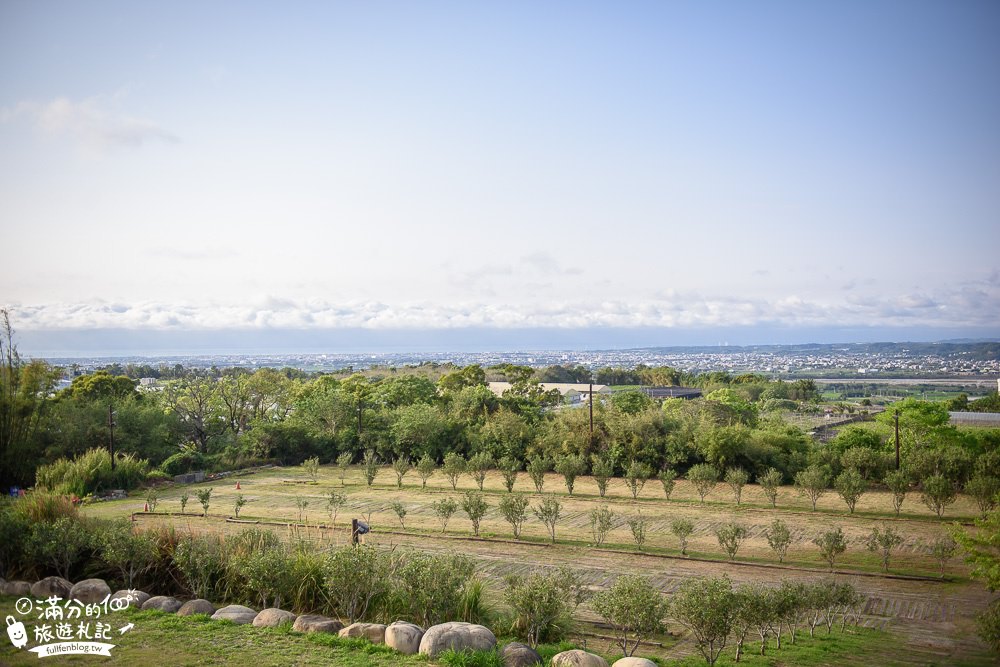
[36, 448, 150, 495]
[161, 449, 205, 476]
[438, 648, 504, 667]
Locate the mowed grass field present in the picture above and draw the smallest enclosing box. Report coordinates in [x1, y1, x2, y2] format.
[79, 464, 997, 665]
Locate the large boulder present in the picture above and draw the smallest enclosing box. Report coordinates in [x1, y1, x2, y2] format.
[2, 581, 32, 597]
[292, 614, 343, 634]
[31, 576, 73, 599]
[69, 578, 111, 604]
[110, 590, 150, 608]
[177, 599, 216, 616]
[612, 659, 657, 667]
[211, 605, 258, 625]
[385, 621, 423, 655]
[551, 650, 610, 667]
[501, 641, 543, 667]
[141, 596, 183, 613]
[419, 621, 497, 658]
[253, 608, 297, 628]
[339, 622, 387, 643]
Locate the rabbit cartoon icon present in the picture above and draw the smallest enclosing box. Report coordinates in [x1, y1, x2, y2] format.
[6, 615, 28, 649]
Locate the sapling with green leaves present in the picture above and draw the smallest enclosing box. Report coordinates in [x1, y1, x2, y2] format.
[921, 473, 957, 517]
[416, 453, 436, 489]
[624, 460, 652, 500]
[591, 454, 614, 498]
[715, 522, 748, 560]
[765, 518, 792, 563]
[498, 456, 522, 492]
[590, 505, 615, 546]
[554, 454, 587, 495]
[930, 535, 957, 578]
[442, 453, 467, 491]
[758, 468, 782, 507]
[814, 527, 848, 571]
[467, 452, 494, 490]
[302, 456, 320, 483]
[527, 456, 550, 493]
[196, 488, 212, 516]
[658, 468, 677, 500]
[461, 490, 488, 537]
[725, 467, 749, 505]
[688, 463, 718, 503]
[336, 451, 352, 486]
[834, 467, 867, 514]
[498, 493, 529, 539]
[179, 493, 189, 513]
[865, 524, 903, 572]
[884, 469, 909, 515]
[795, 466, 828, 511]
[432, 497, 458, 532]
[534, 495, 562, 543]
[671, 517, 695, 555]
[234, 493, 247, 518]
[391, 456, 411, 489]
[145, 489, 158, 512]
[627, 513, 648, 550]
[390, 500, 407, 529]
[327, 490, 346, 527]
[295, 497, 309, 523]
[362, 450, 380, 487]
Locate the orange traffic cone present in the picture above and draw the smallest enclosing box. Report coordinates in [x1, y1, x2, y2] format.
[144, 502, 149, 512]
[235, 481, 241, 490]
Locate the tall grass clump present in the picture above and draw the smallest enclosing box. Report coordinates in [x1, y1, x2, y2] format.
[36, 448, 150, 495]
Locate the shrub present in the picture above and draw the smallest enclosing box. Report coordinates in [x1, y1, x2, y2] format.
[390, 500, 407, 529]
[966, 473, 1000, 518]
[432, 497, 458, 532]
[590, 505, 615, 547]
[461, 490, 488, 537]
[397, 551, 477, 626]
[725, 467, 749, 505]
[161, 448, 204, 476]
[688, 463, 718, 503]
[179, 493, 189, 513]
[233, 493, 248, 518]
[196, 488, 213, 516]
[592, 574, 669, 657]
[658, 468, 677, 500]
[302, 456, 320, 483]
[234, 545, 293, 609]
[670, 517, 694, 555]
[36, 448, 150, 496]
[336, 451, 352, 486]
[503, 566, 587, 647]
[533, 495, 562, 543]
[324, 544, 393, 622]
[498, 494, 529, 539]
[438, 648, 504, 667]
[27, 516, 90, 579]
[14, 490, 77, 523]
[0, 501, 30, 577]
[627, 515, 647, 550]
[294, 497, 309, 523]
[591, 455, 614, 498]
[930, 535, 957, 578]
[174, 533, 226, 599]
[554, 454, 586, 495]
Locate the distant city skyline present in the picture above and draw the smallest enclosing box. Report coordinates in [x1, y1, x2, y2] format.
[3, 1, 999, 352]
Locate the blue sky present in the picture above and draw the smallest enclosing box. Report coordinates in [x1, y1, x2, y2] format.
[2, 1, 999, 354]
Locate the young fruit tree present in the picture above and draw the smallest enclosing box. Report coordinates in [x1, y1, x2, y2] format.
[442, 452, 467, 491]
[527, 456, 550, 493]
[795, 466, 828, 511]
[834, 468, 867, 514]
[670, 575, 737, 666]
[533, 495, 562, 543]
[591, 454, 615, 498]
[554, 454, 587, 495]
[336, 451, 352, 486]
[765, 518, 793, 563]
[715, 522, 749, 561]
[758, 467, 782, 508]
[814, 527, 848, 571]
[590, 505, 615, 546]
[460, 490, 488, 537]
[391, 457, 411, 489]
[467, 452, 494, 491]
[658, 468, 678, 500]
[865, 524, 903, 572]
[688, 463, 718, 503]
[624, 460, 653, 500]
[416, 453, 436, 489]
[921, 473, 957, 517]
[591, 574, 670, 657]
[725, 467, 749, 505]
[883, 469, 909, 515]
[498, 455, 522, 493]
[498, 493, 530, 539]
[362, 450, 380, 486]
[670, 517, 695, 556]
[431, 497, 458, 532]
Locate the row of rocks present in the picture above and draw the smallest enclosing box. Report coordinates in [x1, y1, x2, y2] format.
[2, 577, 640, 666]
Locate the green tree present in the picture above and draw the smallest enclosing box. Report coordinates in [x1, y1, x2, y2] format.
[592, 574, 669, 657]
[416, 453, 436, 489]
[554, 454, 587, 495]
[957, 509, 1000, 655]
[670, 575, 736, 666]
[389, 500, 407, 528]
[196, 487, 213, 516]
[467, 451, 494, 490]
[921, 473, 957, 517]
[966, 473, 1000, 518]
[590, 505, 615, 546]
[498, 455, 522, 492]
[442, 452, 467, 491]
[865, 524, 903, 572]
[336, 451, 352, 486]
[591, 454, 615, 498]
[758, 468, 782, 507]
[795, 465, 828, 511]
[715, 522, 749, 560]
[461, 490, 488, 536]
[883, 469, 909, 515]
[670, 517, 695, 555]
[362, 450, 380, 486]
[98, 519, 156, 588]
[834, 467, 867, 514]
[326, 490, 346, 528]
[526, 456, 550, 493]
[498, 493, 529, 539]
[533, 495, 562, 543]
[234, 493, 248, 518]
[627, 514, 648, 550]
[688, 463, 718, 503]
[814, 527, 847, 571]
[658, 468, 678, 500]
[391, 456, 411, 489]
[765, 518, 792, 563]
[725, 467, 749, 505]
[324, 544, 393, 622]
[302, 456, 320, 483]
[432, 497, 458, 532]
[179, 493, 189, 513]
[930, 535, 957, 578]
[624, 460, 652, 500]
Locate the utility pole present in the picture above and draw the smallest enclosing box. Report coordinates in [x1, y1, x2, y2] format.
[108, 405, 116, 471]
[894, 410, 900, 470]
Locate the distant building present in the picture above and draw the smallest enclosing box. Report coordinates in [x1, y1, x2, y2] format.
[487, 382, 613, 403]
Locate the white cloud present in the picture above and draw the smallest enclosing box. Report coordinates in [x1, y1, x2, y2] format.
[5, 284, 998, 332]
[1, 95, 179, 151]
